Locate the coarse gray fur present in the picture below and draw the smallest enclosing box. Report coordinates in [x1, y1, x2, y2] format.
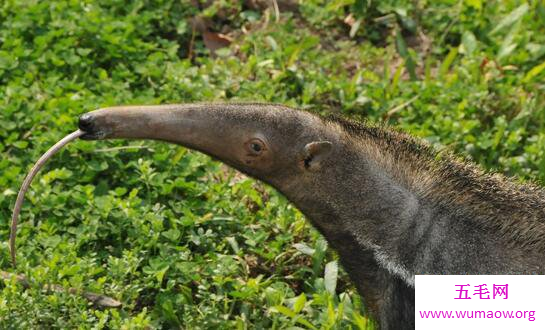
[78, 103, 545, 329]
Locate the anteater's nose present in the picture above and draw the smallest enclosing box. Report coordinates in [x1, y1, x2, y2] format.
[78, 114, 94, 132]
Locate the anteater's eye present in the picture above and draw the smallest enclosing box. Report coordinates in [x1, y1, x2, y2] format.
[251, 143, 262, 152]
[246, 138, 266, 155]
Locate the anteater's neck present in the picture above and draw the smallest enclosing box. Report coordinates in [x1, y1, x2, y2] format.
[288, 117, 545, 285]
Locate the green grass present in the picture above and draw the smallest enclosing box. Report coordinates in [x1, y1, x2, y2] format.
[1, 0, 545, 328]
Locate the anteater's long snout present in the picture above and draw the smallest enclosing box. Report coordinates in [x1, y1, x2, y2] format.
[77, 105, 181, 140]
[75, 105, 244, 163]
[77, 105, 206, 141]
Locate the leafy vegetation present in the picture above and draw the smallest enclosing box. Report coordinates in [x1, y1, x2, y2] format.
[1, 0, 544, 328]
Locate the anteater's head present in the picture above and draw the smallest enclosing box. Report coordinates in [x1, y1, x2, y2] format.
[78, 103, 342, 202]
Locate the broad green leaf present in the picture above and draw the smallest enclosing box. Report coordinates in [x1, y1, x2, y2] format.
[312, 238, 328, 276]
[497, 21, 521, 60]
[324, 261, 338, 295]
[155, 266, 169, 283]
[295, 318, 318, 330]
[490, 4, 529, 35]
[352, 311, 369, 330]
[395, 30, 417, 81]
[272, 305, 296, 318]
[439, 47, 458, 78]
[349, 19, 363, 38]
[161, 228, 181, 241]
[293, 243, 315, 256]
[390, 61, 404, 96]
[327, 298, 336, 324]
[460, 31, 477, 55]
[226, 236, 240, 253]
[293, 293, 306, 314]
[523, 60, 545, 83]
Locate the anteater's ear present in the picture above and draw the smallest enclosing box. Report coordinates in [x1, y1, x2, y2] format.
[302, 141, 333, 171]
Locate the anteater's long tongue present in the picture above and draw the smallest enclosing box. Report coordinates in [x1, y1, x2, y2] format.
[9, 129, 84, 267]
